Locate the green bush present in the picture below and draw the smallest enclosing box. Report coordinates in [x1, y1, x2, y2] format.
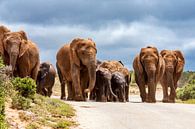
[0, 57, 8, 128]
[0, 57, 5, 68]
[11, 77, 36, 110]
[12, 95, 32, 110]
[0, 85, 5, 124]
[12, 77, 36, 99]
[176, 83, 195, 101]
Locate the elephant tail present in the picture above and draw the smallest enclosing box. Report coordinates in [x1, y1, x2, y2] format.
[56, 62, 63, 85]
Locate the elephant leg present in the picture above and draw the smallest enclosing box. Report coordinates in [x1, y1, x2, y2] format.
[147, 83, 156, 103]
[161, 81, 169, 102]
[48, 87, 53, 97]
[67, 82, 74, 100]
[60, 81, 66, 100]
[101, 84, 107, 102]
[71, 65, 84, 101]
[80, 70, 89, 100]
[31, 62, 39, 81]
[138, 84, 147, 102]
[169, 85, 176, 103]
[125, 86, 129, 102]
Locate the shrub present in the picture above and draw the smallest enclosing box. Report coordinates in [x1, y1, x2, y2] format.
[12, 95, 32, 110]
[176, 83, 195, 101]
[11, 77, 36, 110]
[12, 77, 36, 99]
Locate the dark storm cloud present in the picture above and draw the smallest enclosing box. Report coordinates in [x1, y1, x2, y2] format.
[0, 0, 195, 70]
[1, 0, 195, 27]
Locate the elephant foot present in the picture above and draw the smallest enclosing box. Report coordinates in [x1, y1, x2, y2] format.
[67, 97, 74, 101]
[168, 96, 175, 103]
[74, 94, 85, 101]
[146, 99, 156, 103]
[162, 98, 169, 103]
[60, 96, 66, 100]
[126, 98, 129, 102]
[168, 98, 175, 103]
[101, 96, 107, 102]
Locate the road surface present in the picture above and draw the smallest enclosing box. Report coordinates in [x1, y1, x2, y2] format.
[66, 95, 195, 129]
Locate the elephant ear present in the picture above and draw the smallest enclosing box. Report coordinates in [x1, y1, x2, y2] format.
[18, 30, 28, 41]
[174, 50, 185, 73]
[70, 38, 82, 66]
[156, 54, 165, 82]
[133, 55, 144, 80]
[19, 30, 29, 58]
[160, 50, 167, 57]
[0, 26, 10, 56]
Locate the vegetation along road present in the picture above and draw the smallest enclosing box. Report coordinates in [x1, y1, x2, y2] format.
[66, 95, 195, 129]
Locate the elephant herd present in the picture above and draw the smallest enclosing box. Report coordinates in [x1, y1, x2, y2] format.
[0, 25, 185, 103]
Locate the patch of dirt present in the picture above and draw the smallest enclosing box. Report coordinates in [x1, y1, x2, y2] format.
[5, 102, 30, 129]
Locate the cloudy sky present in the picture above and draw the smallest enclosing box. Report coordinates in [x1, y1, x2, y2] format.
[0, 0, 195, 70]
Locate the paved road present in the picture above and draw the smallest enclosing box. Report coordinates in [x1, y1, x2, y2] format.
[67, 95, 195, 129]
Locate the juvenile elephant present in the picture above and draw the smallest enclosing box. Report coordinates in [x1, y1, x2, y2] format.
[1, 30, 40, 80]
[160, 50, 185, 103]
[56, 38, 97, 101]
[91, 67, 118, 102]
[133, 46, 165, 103]
[111, 71, 127, 102]
[99, 60, 131, 101]
[36, 62, 56, 97]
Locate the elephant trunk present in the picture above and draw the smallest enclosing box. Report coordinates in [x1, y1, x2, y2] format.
[84, 63, 96, 94]
[108, 80, 118, 100]
[9, 52, 18, 75]
[166, 70, 175, 91]
[147, 70, 156, 102]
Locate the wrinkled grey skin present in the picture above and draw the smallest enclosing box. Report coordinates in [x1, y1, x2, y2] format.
[36, 62, 56, 97]
[90, 67, 118, 102]
[111, 72, 127, 102]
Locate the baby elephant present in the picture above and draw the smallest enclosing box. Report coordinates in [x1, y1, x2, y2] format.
[36, 62, 56, 97]
[111, 72, 127, 102]
[91, 67, 118, 102]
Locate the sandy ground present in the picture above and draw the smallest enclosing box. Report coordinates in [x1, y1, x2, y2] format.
[65, 94, 195, 129]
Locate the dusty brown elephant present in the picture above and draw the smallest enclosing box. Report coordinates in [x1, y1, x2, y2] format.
[36, 62, 56, 97]
[0, 25, 10, 59]
[133, 46, 165, 103]
[99, 60, 131, 102]
[2, 30, 40, 80]
[56, 38, 97, 101]
[160, 50, 185, 103]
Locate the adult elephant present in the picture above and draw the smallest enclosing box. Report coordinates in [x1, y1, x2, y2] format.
[2, 30, 40, 80]
[91, 67, 118, 102]
[36, 62, 56, 97]
[56, 38, 97, 101]
[99, 60, 131, 101]
[160, 50, 185, 103]
[133, 46, 165, 103]
[0, 26, 10, 60]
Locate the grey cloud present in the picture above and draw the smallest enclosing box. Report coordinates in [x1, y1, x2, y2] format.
[1, 0, 195, 28]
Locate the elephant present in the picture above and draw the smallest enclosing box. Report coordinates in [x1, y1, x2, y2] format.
[99, 60, 131, 101]
[160, 50, 185, 103]
[133, 46, 165, 103]
[0, 26, 10, 60]
[111, 71, 127, 102]
[56, 38, 97, 101]
[90, 67, 118, 102]
[36, 62, 56, 97]
[1, 30, 40, 80]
